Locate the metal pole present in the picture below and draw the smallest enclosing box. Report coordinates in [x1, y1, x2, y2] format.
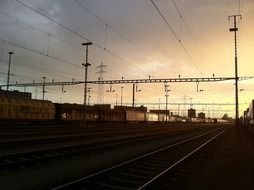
[165, 94, 168, 122]
[115, 93, 118, 106]
[7, 52, 13, 91]
[42, 76, 46, 100]
[82, 42, 92, 126]
[132, 83, 135, 109]
[121, 86, 123, 106]
[164, 83, 170, 122]
[229, 15, 241, 126]
[87, 88, 91, 106]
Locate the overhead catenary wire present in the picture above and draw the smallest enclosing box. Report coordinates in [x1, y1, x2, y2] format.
[0, 39, 85, 83]
[150, 0, 203, 76]
[169, 0, 223, 100]
[0, 38, 81, 68]
[15, 0, 149, 76]
[170, 0, 215, 75]
[74, 0, 146, 53]
[0, 10, 84, 62]
[0, 9, 123, 77]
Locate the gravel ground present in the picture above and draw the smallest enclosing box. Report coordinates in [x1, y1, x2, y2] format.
[187, 126, 254, 190]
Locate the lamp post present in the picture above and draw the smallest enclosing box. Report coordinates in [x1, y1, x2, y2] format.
[82, 42, 92, 126]
[6, 52, 13, 91]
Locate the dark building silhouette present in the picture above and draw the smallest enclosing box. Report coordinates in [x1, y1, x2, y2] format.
[93, 104, 111, 109]
[0, 89, 31, 99]
[198, 112, 205, 119]
[114, 105, 147, 112]
[188, 108, 196, 118]
[149, 110, 170, 115]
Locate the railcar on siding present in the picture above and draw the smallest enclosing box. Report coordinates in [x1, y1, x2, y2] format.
[54, 103, 99, 121]
[145, 112, 159, 122]
[0, 95, 54, 122]
[125, 110, 145, 122]
[243, 100, 254, 133]
[98, 108, 125, 122]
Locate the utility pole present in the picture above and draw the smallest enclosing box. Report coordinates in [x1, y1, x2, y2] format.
[229, 14, 242, 126]
[132, 83, 135, 109]
[6, 52, 13, 91]
[96, 62, 107, 104]
[42, 76, 46, 100]
[120, 86, 124, 106]
[164, 83, 170, 122]
[115, 93, 118, 106]
[190, 98, 193, 109]
[132, 83, 141, 109]
[82, 42, 92, 126]
[87, 87, 91, 105]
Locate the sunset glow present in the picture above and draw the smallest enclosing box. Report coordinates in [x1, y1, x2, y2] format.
[0, 0, 254, 118]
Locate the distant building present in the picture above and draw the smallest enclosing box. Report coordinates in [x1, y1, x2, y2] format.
[114, 105, 147, 112]
[188, 108, 196, 118]
[93, 104, 111, 109]
[149, 110, 170, 115]
[198, 112, 205, 119]
[0, 89, 31, 99]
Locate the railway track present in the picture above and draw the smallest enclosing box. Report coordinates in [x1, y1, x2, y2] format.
[0, 127, 208, 170]
[52, 127, 226, 190]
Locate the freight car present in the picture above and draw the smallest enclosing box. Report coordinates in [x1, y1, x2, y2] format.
[98, 108, 126, 122]
[0, 94, 55, 123]
[125, 110, 145, 122]
[54, 103, 99, 121]
[0, 90, 222, 124]
[145, 112, 159, 122]
[54, 103, 126, 122]
[243, 100, 254, 132]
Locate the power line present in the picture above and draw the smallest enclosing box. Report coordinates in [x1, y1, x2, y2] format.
[74, 0, 145, 53]
[0, 10, 109, 68]
[150, 0, 203, 76]
[0, 9, 126, 79]
[0, 38, 80, 68]
[169, 0, 221, 100]
[170, 0, 215, 74]
[15, 0, 149, 76]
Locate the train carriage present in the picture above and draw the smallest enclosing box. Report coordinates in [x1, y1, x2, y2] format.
[125, 110, 145, 122]
[99, 108, 125, 122]
[145, 112, 159, 122]
[0, 95, 55, 121]
[54, 103, 99, 121]
[243, 100, 254, 133]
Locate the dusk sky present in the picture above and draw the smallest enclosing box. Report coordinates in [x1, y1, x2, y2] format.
[0, 0, 254, 118]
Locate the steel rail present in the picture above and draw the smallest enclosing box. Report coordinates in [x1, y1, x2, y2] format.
[0, 126, 204, 170]
[51, 127, 225, 190]
[137, 128, 226, 189]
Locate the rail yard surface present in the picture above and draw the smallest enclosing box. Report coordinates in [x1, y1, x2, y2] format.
[0, 123, 254, 190]
[187, 126, 254, 190]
